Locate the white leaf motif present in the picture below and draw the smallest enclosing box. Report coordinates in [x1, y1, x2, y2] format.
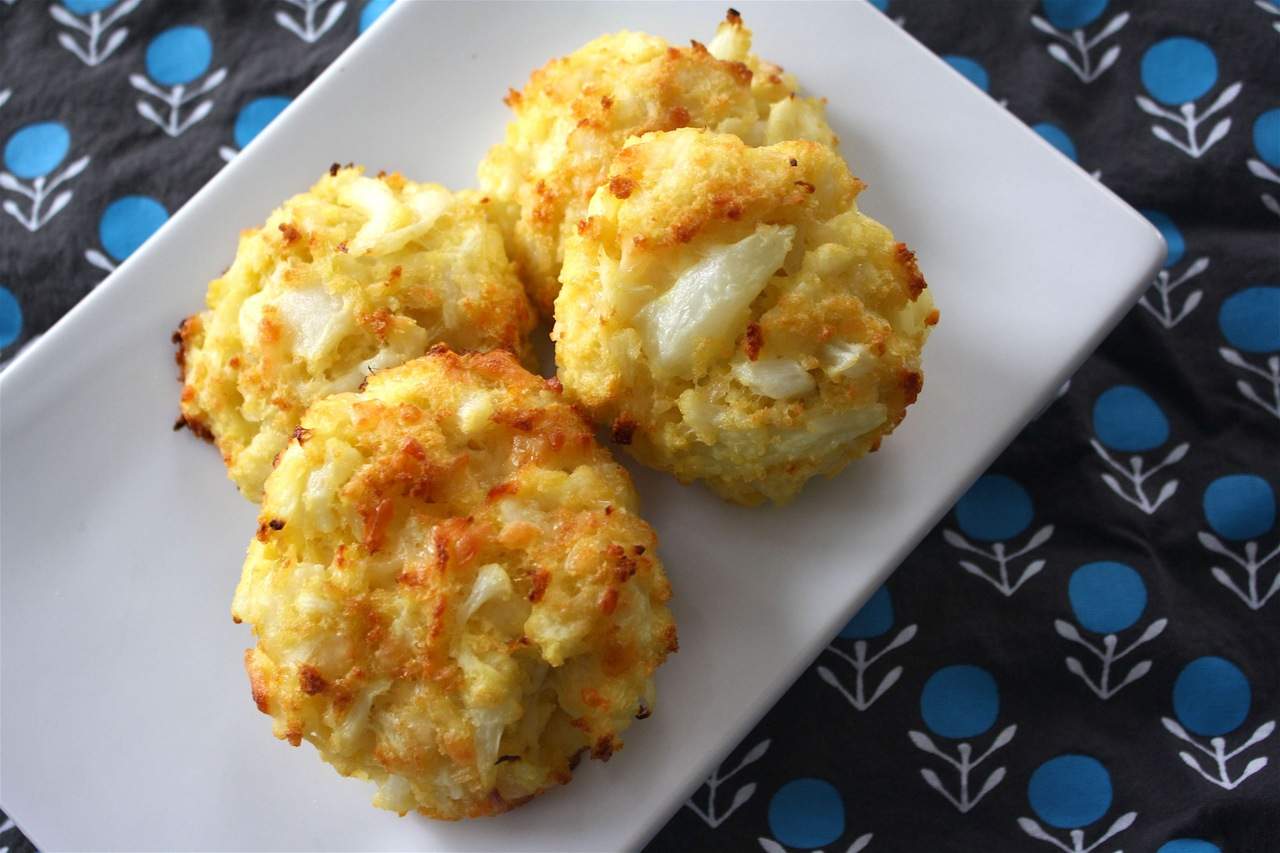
[101, 27, 128, 62]
[740, 739, 770, 767]
[1095, 44, 1121, 78]
[319, 0, 347, 36]
[847, 834, 873, 853]
[1202, 118, 1232, 153]
[730, 782, 756, 812]
[1137, 618, 1168, 644]
[43, 190, 73, 224]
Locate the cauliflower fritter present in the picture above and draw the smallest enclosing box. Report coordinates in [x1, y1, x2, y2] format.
[178, 167, 537, 501]
[477, 10, 838, 317]
[231, 349, 677, 820]
[553, 129, 937, 505]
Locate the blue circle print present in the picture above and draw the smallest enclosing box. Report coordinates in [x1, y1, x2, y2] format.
[0, 286, 22, 349]
[99, 196, 168, 262]
[944, 56, 989, 92]
[1254, 109, 1280, 168]
[1042, 0, 1108, 30]
[920, 665, 998, 739]
[955, 475, 1033, 542]
[360, 0, 395, 32]
[63, 0, 117, 13]
[1068, 562, 1147, 634]
[4, 122, 70, 180]
[1032, 123, 1078, 162]
[1092, 386, 1169, 452]
[1140, 38, 1218, 106]
[840, 586, 893, 639]
[233, 97, 291, 149]
[1141, 209, 1185, 268]
[1174, 657, 1251, 736]
[146, 26, 213, 87]
[1203, 475, 1275, 542]
[1028, 755, 1112, 829]
[1219, 286, 1280, 353]
[767, 779, 844, 850]
[1158, 842, 1222, 853]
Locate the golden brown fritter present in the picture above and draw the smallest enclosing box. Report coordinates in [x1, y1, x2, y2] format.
[178, 167, 536, 501]
[477, 11, 838, 317]
[553, 129, 937, 505]
[232, 349, 676, 820]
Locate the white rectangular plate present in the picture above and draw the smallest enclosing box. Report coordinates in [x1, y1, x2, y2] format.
[0, 2, 1164, 850]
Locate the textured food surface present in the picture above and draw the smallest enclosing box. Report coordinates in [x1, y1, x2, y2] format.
[477, 10, 838, 317]
[231, 350, 676, 820]
[554, 129, 936, 505]
[178, 167, 536, 501]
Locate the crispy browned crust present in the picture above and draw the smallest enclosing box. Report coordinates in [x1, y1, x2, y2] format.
[232, 349, 676, 819]
[478, 22, 837, 318]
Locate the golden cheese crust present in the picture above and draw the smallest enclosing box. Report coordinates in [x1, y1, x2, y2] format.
[231, 349, 676, 820]
[553, 129, 937, 505]
[178, 167, 537, 501]
[477, 11, 838, 318]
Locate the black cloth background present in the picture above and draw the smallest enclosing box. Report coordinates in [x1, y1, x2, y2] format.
[2, 1, 1278, 851]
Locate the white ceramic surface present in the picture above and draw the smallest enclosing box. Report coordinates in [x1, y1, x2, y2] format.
[0, 2, 1165, 850]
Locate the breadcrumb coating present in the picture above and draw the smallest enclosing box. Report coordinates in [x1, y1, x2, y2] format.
[477, 11, 838, 317]
[232, 349, 676, 819]
[178, 167, 536, 500]
[553, 129, 936, 505]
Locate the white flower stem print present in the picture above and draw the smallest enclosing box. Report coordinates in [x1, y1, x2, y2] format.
[1136, 211, 1206, 329]
[818, 626, 916, 711]
[910, 726, 1016, 813]
[0, 89, 10, 110]
[1162, 717, 1275, 789]
[1055, 619, 1165, 699]
[1219, 351, 1280, 420]
[1219, 287, 1280, 416]
[1164, 656, 1273, 790]
[1140, 259, 1208, 328]
[1090, 386, 1186, 515]
[130, 70, 226, 137]
[1018, 812, 1137, 853]
[1199, 535, 1280, 609]
[945, 474, 1052, 596]
[1, 122, 89, 231]
[1030, 9, 1128, 83]
[275, 0, 347, 43]
[685, 739, 769, 829]
[1135, 38, 1240, 159]
[131, 27, 225, 138]
[49, 0, 141, 66]
[911, 666, 1012, 813]
[817, 586, 914, 711]
[1199, 475, 1280, 610]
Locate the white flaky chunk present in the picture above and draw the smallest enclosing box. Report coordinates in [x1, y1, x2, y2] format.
[820, 341, 873, 380]
[274, 284, 346, 362]
[731, 357, 816, 399]
[773, 406, 887, 458]
[456, 391, 495, 436]
[637, 224, 795, 376]
[460, 564, 515, 624]
[341, 176, 410, 252]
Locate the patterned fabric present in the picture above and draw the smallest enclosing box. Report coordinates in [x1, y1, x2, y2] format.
[1, 1, 1276, 851]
